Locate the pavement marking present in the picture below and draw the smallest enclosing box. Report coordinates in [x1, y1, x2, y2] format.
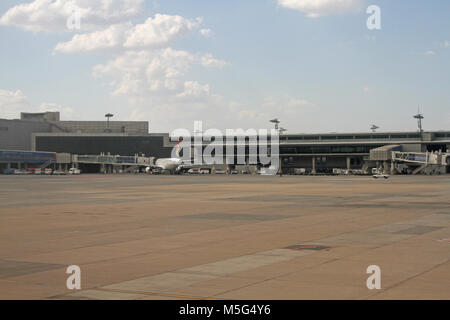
[0, 259, 64, 279]
[68, 289, 143, 300]
[66, 287, 221, 300]
[96, 288, 221, 300]
[0, 279, 16, 283]
[394, 226, 443, 235]
[73, 249, 314, 298]
[69, 219, 444, 300]
[285, 244, 330, 251]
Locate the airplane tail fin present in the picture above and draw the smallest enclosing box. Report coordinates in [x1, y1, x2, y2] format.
[176, 140, 181, 158]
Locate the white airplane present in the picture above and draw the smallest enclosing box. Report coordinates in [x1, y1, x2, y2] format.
[145, 141, 184, 174]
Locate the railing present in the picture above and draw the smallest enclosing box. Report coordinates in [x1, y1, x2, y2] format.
[39, 159, 55, 169]
[392, 152, 429, 164]
[76, 155, 141, 166]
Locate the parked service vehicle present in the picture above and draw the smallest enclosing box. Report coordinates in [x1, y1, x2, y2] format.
[372, 168, 389, 179]
[53, 170, 66, 175]
[68, 168, 81, 175]
[373, 173, 390, 179]
[214, 169, 228, 174]
[259, 165, 278, 175]
[3, 168, 15, 175]
[294, 168, 306, 175]
[187, 168, 200, 175]
[26, 168, 41, 174]
[14, 170, 30, 175]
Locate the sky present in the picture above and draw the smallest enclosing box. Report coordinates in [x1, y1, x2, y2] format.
[0, 0, 449, 133]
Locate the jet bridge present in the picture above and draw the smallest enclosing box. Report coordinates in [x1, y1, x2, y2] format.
[73, 154, 154, 173]
[391, 151, 448, 175]
[369, 145, 449, 175]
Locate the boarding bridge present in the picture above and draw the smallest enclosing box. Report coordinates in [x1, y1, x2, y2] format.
[75, 154, 139, 166]
[392, 151, 448, 175]
[73, 154, 155, 173]
[392, 152, 429, 164]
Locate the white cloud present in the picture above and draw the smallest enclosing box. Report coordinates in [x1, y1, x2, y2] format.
[441, 41, 450, 48]
[54, 14, 202, 54]
[200, 53, 230, 68]
[222, 94, 315, 132]
[0, 89, 31, 119]
[177, 81, 211, 99]
[124, 14, 200, 48]
[125, 89, 229, 132]
[93, 49, 196, 96]
[93, 49, 228, 96]
[277, 0, 364, 18]
[199, 28, 213, 38]
[1, 3, 231, 131]
[57, 10, 230, 132]
[124, 92, 318, 133]
[54, 23, 132, 53]
[424, 50, 435, 55]
[38, 102, 74, 119]
[261, 94, 313, 115]
[0, 0, 145, 32]
[0, 89, 73, 119]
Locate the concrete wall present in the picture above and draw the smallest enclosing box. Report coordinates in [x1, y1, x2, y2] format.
[281, 156, 355, 170]
[56, 121, 148, 134]
[35, 134, 173, 157]
[0, 117, 149, 151]
[401, 144, 422, 152]
[55, 153, 71, 163]
[0, 119, 52, 151]
[21, 112, 60, 122]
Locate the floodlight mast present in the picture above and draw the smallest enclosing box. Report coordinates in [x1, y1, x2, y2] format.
[270, 118, 280, 130]
[370, 124, 379, 133]
[105, 113, 114, 132]
[413, 108, 424, 132]
[269, 119, 286, 135]
[269, 119, 285, 176]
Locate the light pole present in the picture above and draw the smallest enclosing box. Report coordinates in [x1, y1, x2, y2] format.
[105, 113, 113, 132]
[370, 125, 379, 133]
[413, 110, 424, 132]
[270, 118, 280, 131]
[269, 119, 287, 176]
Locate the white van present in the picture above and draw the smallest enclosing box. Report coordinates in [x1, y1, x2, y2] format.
[69, 168, 81, 175]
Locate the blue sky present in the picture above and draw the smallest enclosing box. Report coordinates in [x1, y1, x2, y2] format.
[0, 0, 449, 133]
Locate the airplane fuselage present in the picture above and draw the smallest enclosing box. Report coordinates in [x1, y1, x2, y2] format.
[154, 158, 183, 171]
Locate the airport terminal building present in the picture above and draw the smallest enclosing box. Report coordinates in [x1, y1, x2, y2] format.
[1, 111, 450, 174]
